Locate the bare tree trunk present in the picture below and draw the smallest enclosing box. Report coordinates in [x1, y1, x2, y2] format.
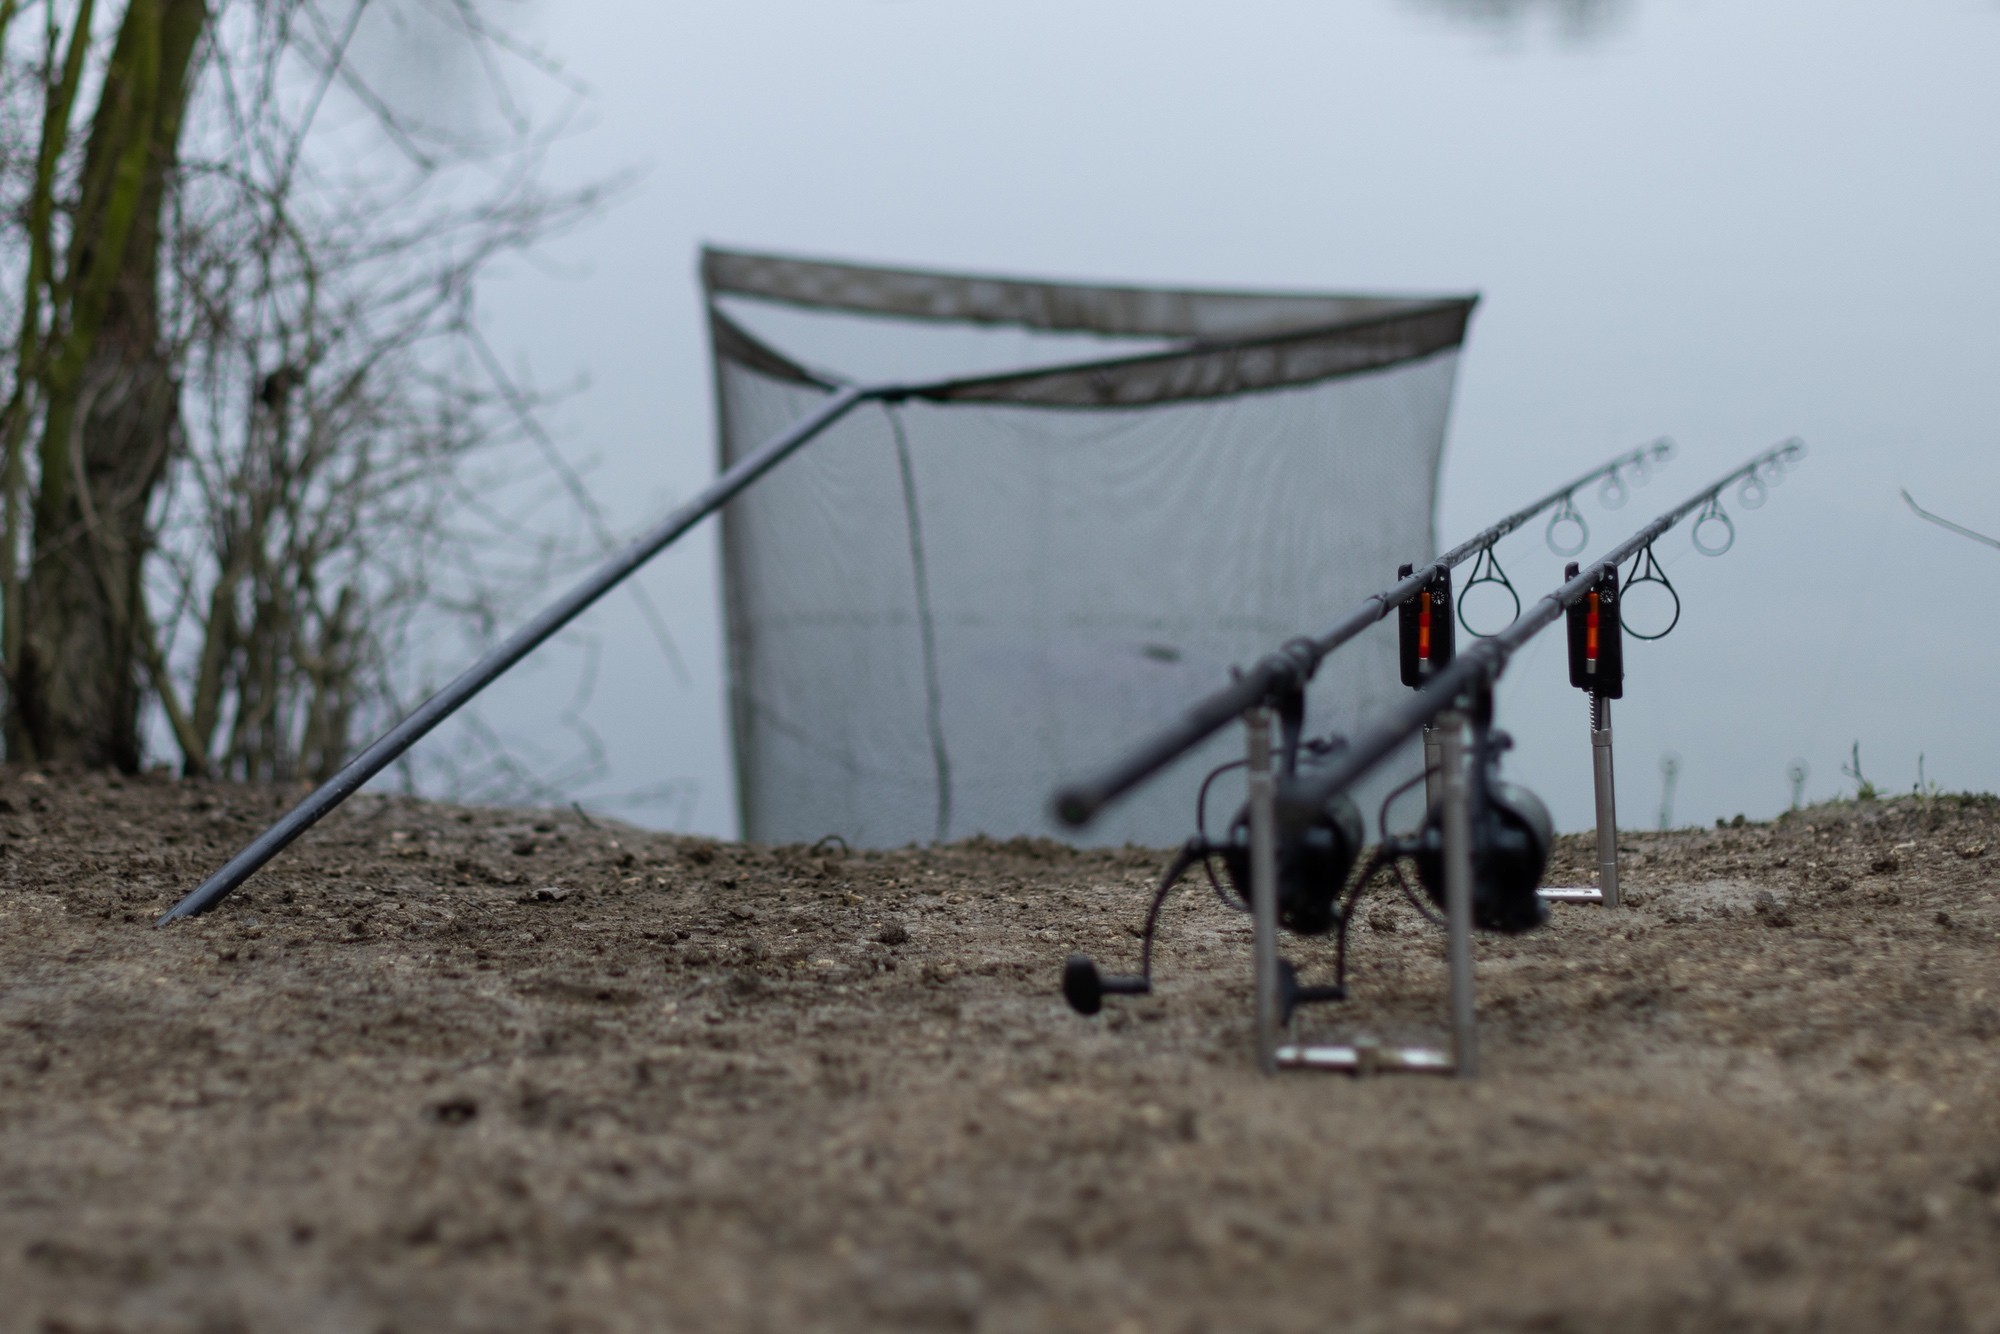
[11, 0, 207, 768]
[2, 0, 101, 759]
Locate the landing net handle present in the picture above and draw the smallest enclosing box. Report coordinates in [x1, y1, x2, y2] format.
[159, 384, 883, 924]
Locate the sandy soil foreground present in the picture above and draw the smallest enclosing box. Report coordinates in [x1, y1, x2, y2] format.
[1, 765, 1997, 1333]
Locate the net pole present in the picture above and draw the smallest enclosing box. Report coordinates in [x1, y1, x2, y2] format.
[1052, 438, 1673, 825]
[158, 384, 878, 925]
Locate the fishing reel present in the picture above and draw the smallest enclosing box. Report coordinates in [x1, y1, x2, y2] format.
[1213, 788, 1366, 936]
[1060, 785, 1366, 1019]
[1377, 733, 1553, 935]
[1404, 778, 1554, 934]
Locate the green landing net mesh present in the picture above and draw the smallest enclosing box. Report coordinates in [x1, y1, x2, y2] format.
[703, 248, 1477, 847]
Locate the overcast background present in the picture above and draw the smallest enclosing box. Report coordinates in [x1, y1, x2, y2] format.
[443, 0, 2000, 839]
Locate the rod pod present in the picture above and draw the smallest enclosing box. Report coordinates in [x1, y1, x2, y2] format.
[1276, 707, 1479, 1077]
[1269, 705, 1479, 1079]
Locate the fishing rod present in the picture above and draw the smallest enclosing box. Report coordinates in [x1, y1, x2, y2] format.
[1056, 437, 1803, 1076]
[1283, 438, 1804, 822]
[1051, 437, 1673, 827]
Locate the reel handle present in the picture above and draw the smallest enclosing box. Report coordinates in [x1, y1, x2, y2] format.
[1062, 955, 1150, 1015]
[1277, 957, 1345, 1025]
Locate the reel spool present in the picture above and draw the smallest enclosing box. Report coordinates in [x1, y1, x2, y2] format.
[1215, 789, 1366, 936]
[1409, 779, 1554, 935]
[1058, 789, 1363, 1018]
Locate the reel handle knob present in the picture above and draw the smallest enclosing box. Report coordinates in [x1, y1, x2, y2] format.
[1062, 955, 1149, 1016]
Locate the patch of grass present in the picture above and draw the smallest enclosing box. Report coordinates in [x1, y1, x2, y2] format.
[1841, 741, 1876, 802]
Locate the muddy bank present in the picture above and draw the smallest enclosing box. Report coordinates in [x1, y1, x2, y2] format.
[1, 767, 1997, 1332]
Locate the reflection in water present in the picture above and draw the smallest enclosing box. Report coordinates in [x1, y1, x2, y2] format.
[1406, 0, 1632, 43]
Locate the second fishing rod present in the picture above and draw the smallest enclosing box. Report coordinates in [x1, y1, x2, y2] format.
[1052, 437, 1674, 826]
[1284, 437, 1805, 823]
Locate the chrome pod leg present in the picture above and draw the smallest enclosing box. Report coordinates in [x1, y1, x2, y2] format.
[1245, 707, 1280, 1075]
[1436, 711, 1479, 1078]
[1591, 693, 1620, 909]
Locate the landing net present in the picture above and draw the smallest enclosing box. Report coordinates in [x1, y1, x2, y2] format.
[704, 248, 1476, 847]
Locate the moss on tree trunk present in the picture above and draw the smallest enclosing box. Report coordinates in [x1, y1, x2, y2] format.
[9, 0, 208, 768]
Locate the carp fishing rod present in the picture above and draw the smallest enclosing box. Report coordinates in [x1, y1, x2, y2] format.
[1051, 437, 1674, 827]
[1282, 438, 1804, 823]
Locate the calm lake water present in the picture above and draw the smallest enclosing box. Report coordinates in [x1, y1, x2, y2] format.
[455, 0, 2000, 835]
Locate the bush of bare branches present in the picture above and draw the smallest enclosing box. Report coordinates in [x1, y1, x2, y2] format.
[1, 0, 622, 794]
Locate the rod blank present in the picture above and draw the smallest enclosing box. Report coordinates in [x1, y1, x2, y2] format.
[1052, 438, 1673, 825]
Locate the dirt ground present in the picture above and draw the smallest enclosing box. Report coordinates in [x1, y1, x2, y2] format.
[2, 764, 1998, 1333]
